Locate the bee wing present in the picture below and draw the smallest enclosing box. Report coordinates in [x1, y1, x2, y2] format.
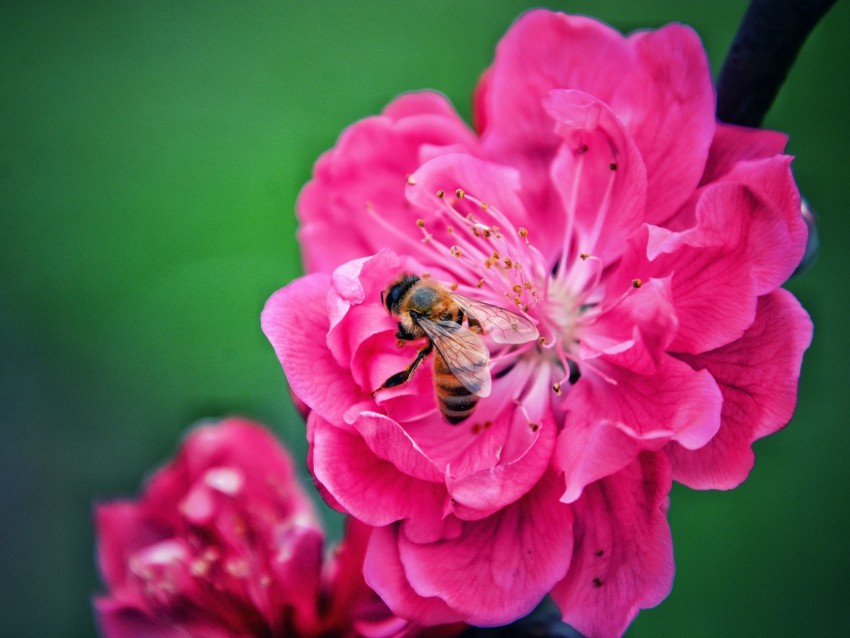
[417, 317, 492, 397]
[452, 294, 539, 344]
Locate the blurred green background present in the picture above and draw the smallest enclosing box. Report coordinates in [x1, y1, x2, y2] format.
[1, 1, 848, 636]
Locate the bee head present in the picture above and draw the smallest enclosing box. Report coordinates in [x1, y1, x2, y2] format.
[382, 273, 420, 315]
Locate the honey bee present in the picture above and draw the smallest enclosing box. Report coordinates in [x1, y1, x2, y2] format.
[373, 273, 539, 424]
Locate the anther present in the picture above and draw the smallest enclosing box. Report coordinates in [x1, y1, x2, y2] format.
[450, 246, 463, 258]
[436, 189, 445, 198]
[455, 188, 465, 199]
[416, 219, 425, 227]
[476, 279, 485, 288]
[450, 282, 459, 291]
[518, 227, 528, 238]
[446, 225, 454, 234]
[513, 284, 522, 294]
[553, 382, 562, 395]
[480, 201, 489, 210]
[406, 175, 416, 185]
[631, 278, 642, 288]
[529, 423, 539, 432]
[421, 272, 431, 279]
[609, 162, 618, 171]
[580, 252, 590, 260]
[504, 258, 513, 268]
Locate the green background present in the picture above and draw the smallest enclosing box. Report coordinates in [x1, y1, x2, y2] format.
[2, 1, 848, 636]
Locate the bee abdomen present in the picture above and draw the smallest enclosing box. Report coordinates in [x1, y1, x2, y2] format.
[434, 356, 478, 424]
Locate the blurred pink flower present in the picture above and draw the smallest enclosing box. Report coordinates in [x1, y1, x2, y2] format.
[263, 9, 812, 637]
[94, 418, 464, 638]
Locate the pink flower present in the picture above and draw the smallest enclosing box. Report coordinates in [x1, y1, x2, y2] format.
[263, 10, 813, 638]
[94, 418, 464, 638]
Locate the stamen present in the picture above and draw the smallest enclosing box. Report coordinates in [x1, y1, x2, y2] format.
[557, 150, 586, 278]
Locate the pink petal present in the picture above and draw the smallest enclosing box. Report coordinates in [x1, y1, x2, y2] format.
[705, 157, 806, 295]
[353, 411, 444, 483]
[481, 10, 714, 223]
[397, 471, 574, 626]
[616, 219, 759, 355]
[581, 277, 677, 375]
[557, 355, 721, 502]
[666, 289, 813, 489]
[406, 153, 528, 235]
[297, 93, 477, 273]
[95, 598, 232, 638]
[552, 452, 674, 638]
[701, 123, 788, 184]
[310, 415, 459, 544]
[95, 502, 153, 592]
[545, 90, 647, 265]
[654, 157, 805, 297]
[446, 411, 556, 519]
[365, 525, 466, 626]
[262, 273, 366, 423]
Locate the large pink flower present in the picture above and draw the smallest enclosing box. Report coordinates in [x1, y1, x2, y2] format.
[94, 418, 464, 638]
[263, 10, 813, 638]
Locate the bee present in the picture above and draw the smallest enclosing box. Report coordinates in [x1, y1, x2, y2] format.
[373, 273, 539, 424]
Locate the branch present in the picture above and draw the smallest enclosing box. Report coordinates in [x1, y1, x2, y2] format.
[716, 0, 837, 127]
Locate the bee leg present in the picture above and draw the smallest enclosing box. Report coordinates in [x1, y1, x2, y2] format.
[372, 342, 433, 396]
[395, 323, 417, 340]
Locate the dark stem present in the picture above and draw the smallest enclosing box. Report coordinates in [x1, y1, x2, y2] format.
[716, 0, 837, 127]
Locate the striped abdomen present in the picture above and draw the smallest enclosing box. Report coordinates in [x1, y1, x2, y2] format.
[433, 353, 478, 424]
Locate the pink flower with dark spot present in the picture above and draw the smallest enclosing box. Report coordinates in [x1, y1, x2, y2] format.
[262, 10, 812, 637]
[94, 418, 464, 638]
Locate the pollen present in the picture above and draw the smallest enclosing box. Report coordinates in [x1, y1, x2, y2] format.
[455, 188, 465, 199]
[416, 218, 425, 227]
[450, 246, 463, 258]
[421, 271, 431, 279]
[553, 382, 562, 395]
[476, 278, 485, 288]
[492, 251, 500, 260]
[580, 252, 590, 260]
[504, 258, 513, 268]
[518, 227, 528, 238]
[406, 174, 416, 185]
[513, 284, 522, 294]
[446, 225, 454, 234]
[450, 282, 459, 291]
[480, 201, 489, 210]
[436, 189, 445, 198]
[632, 278, 642, 288]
